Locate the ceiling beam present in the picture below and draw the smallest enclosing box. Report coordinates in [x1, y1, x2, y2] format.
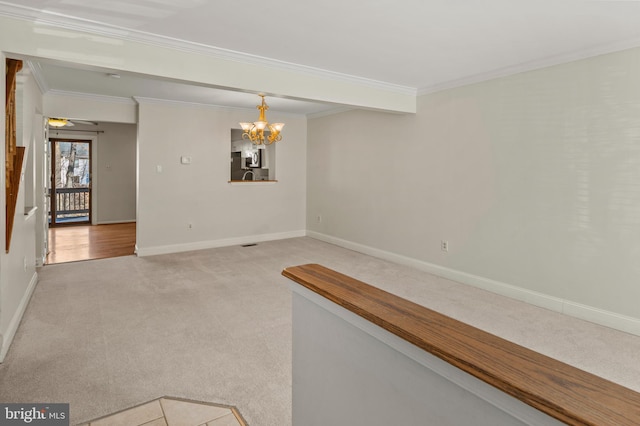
[0, 15, 416, 114]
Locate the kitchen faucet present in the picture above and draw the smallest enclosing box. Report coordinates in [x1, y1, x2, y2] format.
[242, 170, 254, 181]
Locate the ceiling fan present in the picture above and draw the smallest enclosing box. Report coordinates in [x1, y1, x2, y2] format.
[47, 117, 98, 127]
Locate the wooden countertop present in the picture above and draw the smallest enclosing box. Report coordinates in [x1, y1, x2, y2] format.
[228, 180, 278, 183]
[282, 263, 640, 426]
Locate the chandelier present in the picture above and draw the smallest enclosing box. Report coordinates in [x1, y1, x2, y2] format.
[239, 95, 285, 145]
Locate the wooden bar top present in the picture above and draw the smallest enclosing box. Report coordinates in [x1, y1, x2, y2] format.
[283, 263, 640, 426]
[228, 180, 278, 183]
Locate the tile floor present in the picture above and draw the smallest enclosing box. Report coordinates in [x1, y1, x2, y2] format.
[79, 397, 246, 426]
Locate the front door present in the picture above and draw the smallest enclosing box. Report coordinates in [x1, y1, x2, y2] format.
[49, 138, 92, 226]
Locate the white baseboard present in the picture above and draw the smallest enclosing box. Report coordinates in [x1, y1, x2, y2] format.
[0, 272, 38, 363]
[136, 230, 306, 257]
[95, 220, 136, 225]
[306, 231, 640, 337]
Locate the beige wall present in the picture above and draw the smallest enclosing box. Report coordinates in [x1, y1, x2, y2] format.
[95, 122, 137, 223]
[307, 47, 640, 334]
[0, 65, 41, 360]
[136, 99, 307, 255]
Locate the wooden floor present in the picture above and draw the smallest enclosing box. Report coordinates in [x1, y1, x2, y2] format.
[46, 222, 136, 264]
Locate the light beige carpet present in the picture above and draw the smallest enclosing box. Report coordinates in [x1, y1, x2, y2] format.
[1, 237, 639, 425]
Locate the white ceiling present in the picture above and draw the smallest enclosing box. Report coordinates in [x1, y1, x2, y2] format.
[3, 0, 640, 115]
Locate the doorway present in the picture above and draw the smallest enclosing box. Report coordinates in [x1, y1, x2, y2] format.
[49, 138, 92, 226]
[46, 222, 136, 264]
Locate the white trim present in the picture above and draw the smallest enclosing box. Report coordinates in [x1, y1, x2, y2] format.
[95, 219, 136, 225]
[134, 96, 245, 110]
[47, 90, 136, 105]
[133, 96, 307, 118]
[25, 60, 48, 94]
[562, 302, 640, 336]
[306, 231, 640, 337]
[228, 181, 277, 186]
[136, 229, 306, 257]
[0, 272, 38, 363]
[0, 3, 415, 96]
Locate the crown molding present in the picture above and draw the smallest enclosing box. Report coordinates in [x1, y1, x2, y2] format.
[132, 96, 307, 117]
[26, 60, 49, 94]
[418, 38, 640, 96]
[0, 2, 416, 97]
[133, 96, 245, 110]
[46, 89, 137, 105]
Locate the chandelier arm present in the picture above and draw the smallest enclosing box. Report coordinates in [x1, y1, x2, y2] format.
[239, 95, 284, 145]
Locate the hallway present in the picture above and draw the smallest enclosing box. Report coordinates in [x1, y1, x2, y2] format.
[46, 222, 136, 264]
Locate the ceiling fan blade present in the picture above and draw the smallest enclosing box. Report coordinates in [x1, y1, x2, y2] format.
[70, 119, 98, 126]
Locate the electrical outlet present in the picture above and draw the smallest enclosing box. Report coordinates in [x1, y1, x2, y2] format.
[316, 215, 322, 223]
[441, 240, 449, 252]
[187, 223, 193, 229]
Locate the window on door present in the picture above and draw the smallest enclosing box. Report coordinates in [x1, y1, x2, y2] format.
[49, 139, 92, 226]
